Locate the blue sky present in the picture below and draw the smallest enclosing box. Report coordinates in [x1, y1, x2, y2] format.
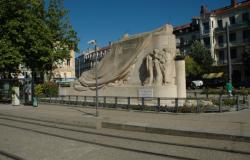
[64, 0, 232, 54]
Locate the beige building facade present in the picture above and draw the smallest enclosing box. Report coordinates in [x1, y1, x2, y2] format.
[53, 49, 76, 83]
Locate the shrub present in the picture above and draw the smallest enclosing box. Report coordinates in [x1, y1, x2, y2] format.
[34, 84, 44, 97]
[34, 82, 58, 97]
[42, 82, 58, 97]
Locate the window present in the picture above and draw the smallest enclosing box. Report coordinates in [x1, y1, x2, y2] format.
[219, 50, 225, 61]
[243, 30, 250, 40]
[203, 22, 209, 30]
[66, 59, 70, 66]
[242, 12, 249, 22]
[203, 37, 210, 47]
[217, 20, 223, 28]
[180, 38, 184, 45]
[218, 35, 224, 44]
[230, 48, 237, 59]
[191, 35, 196, 41]
[229, 32, 236, 42]
[229, 16, 235, 25]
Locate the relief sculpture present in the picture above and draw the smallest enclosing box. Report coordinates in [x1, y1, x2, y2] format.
[142, 48, 173, 86]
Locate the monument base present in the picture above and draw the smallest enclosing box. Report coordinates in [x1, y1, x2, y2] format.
[59, 85, 178, 106]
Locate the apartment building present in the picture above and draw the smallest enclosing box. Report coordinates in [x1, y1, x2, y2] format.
[75, 45, 110, 78]
[174, 0, 250, 82]
[52, 49, 76, 83]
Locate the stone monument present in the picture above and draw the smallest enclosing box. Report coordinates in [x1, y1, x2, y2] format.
[63, 24, 186, 104]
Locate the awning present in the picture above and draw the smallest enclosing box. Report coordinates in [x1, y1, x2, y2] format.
[203, 72, 224, 79]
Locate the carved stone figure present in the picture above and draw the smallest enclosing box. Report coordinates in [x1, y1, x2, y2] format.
[143, 48, 172, 86]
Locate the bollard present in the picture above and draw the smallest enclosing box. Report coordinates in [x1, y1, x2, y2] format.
[175, 98, 179, 113]
[236, 96, 239, 111]
[157, 97, 160, 112]
[127, 97, 130, 110]
[219, 95, 222, 112]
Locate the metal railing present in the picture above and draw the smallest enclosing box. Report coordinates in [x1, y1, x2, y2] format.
[37, 94, 249, 113]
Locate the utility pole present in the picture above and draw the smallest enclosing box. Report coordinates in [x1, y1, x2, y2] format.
[226, 22, 232, 84]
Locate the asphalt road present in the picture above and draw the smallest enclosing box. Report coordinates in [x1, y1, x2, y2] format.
[0, 116, 249, 160]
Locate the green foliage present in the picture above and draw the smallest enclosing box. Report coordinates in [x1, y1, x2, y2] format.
[34, 82, 58, 97]
[185, 56, 203, 78]
[42, 82, 58, 97]
[43, 0, 79, 80]
[0, 0, 79, 80]
[189, 41, 214, 73]
[34, 84, 44, 97]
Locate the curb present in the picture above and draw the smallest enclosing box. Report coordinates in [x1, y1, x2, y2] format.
[102, 122, 250, 142]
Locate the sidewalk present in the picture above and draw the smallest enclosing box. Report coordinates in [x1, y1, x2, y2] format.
[0, 103, 249, 141]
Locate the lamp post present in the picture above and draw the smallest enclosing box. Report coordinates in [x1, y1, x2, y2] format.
[226, 22, 233, 96]
[88, 40, 98, 117]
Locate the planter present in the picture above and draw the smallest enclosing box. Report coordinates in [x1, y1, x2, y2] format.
[11, 87, 20, 106]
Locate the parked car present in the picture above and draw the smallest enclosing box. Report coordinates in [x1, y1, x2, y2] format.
[190, 80, 203, 89]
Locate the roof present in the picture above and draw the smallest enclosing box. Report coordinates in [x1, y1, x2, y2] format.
[211, 0, 250, 15]
[174, 23, 192, 31]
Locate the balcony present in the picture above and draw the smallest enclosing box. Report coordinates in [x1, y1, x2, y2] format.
[216, 59, 243, 66]
[215, 39, 250, 49]
[214, 21, 250, 34]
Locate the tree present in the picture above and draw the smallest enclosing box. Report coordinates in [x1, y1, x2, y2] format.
[0, 0, 25, 78]
[0, 0, 52, 78]
[45, 0, 79, 80]
[185, 56, 203, 79]
[0, 0, 79, 80]
[189, 40, 214, 73]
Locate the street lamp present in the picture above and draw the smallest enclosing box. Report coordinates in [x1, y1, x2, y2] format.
[226, 22, 233, 96]
[88, 40, 99, 117]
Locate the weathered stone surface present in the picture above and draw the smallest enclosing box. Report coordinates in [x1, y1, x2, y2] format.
[64, 25, 186, 99]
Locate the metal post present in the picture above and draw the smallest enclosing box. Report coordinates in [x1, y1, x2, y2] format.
[68, 95, 71, 105]
[236, 96, 239, 111]
[84, 96, 86, 105]
[219, 95, 222, 112]
[115, 97, 117, 108]
[127, 97, 130, 110]
[95, 44, 99, 117]
[226, 22, 232, 84]
[141, 97, 144, 111]
[175, 98, 178, 113]
[157, 97, 160, 112]
[103, 96, 106, 107]
[248, 95, 250, 108]
[76, 96, 78, 105]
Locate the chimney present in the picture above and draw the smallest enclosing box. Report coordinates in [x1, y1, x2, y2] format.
[200, 5, 208, 17]
[231, 0, 237, 7]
